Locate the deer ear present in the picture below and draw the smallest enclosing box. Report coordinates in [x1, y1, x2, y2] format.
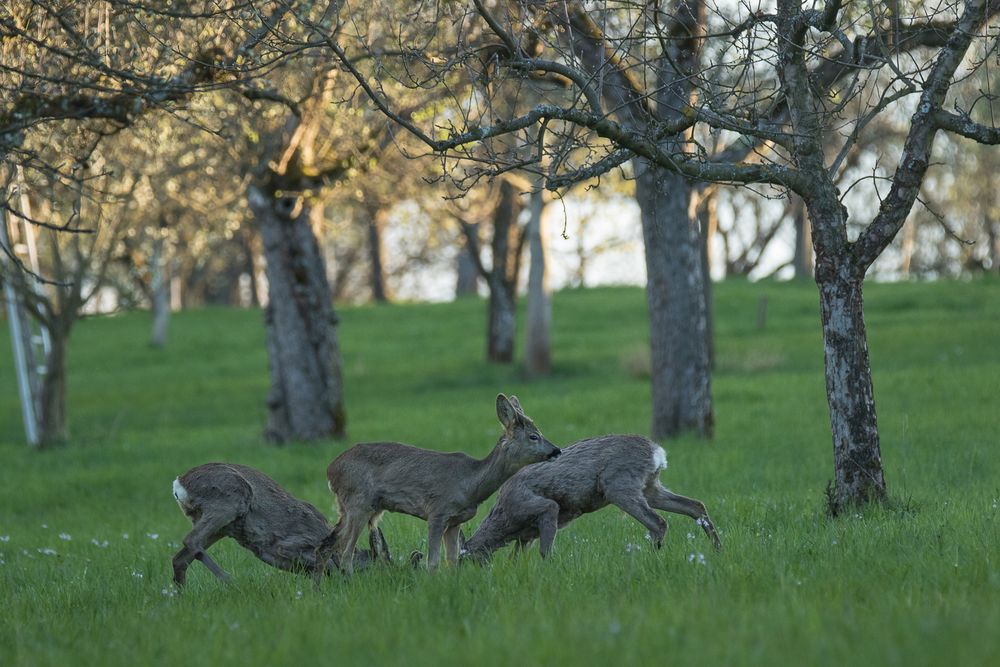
[496, 394, 516, 428]
[508, 395, 524, 415]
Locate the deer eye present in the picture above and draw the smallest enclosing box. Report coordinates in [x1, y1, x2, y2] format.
[529, 434, 539, 441]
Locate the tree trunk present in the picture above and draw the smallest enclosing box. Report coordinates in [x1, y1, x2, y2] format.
[899, 219, 916, 278]
[38, 330, 67, 446]
[636, 160, 713, 439]
[524, 188, 551, 376]
[989, 215, 1000, 274]
[249, 184, 346, 442]
[487, 181, 522, 363]
[455, 222, 481, 297]
[150, 234, 170, 348]
[791, 196, 814, 279]
[815, 264, 887, 513]
[366, 207, 389, 303]
[696, 187, 716, 370]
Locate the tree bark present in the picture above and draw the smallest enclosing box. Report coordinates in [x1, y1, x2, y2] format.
[696, 187, 716, 370]
[524, 188, 551, 376]
[38, 329, 67, 446]
[150, 233, 170, 347]
[487, 180, 522, 363]
[636, 160, 713, 439]
[989, 214, 1000, 274]
[815, 260, 886, 513]
[366, 206, 389, 303]
[455, 222, 481, 297]
[249, 184, 346, 442]
[791, 196, 814, 279]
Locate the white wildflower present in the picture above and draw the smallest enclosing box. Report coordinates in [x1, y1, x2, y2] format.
[295, 590, 303, 600]
[91, 539, 109, 548]
[131, 570, 144, 579]
[147, 533, 159, 540]
[122, 533, 130, 540]
[41, 523, 48, 529]
[832, 539, 838, 545]
[59, 533, 72, 541]
[686, 532, 695, 540]
[688, 552, 706, 565]
[0, 535, 10, 542]
[38, 548, 57, 556]
[161, 588, 176, 597]
[229, 622, 240, 631]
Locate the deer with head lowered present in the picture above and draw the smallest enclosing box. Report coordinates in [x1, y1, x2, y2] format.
[314, 394, 560, 578]
[171, 463, 389, 587]
[461, 435, 722, 560]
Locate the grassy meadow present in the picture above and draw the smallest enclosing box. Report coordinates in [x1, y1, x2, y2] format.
[1, 280, 998, 666]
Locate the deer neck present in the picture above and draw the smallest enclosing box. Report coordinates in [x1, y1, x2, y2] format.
[469, 438, 514, 504]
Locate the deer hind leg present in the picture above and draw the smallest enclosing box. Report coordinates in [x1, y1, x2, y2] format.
[334, 510, 369, 576]
[425, 515, 448, 571]
[610, 491, 667, 549]
[645, 482, 722, 550]
[173, 514, 235, 587]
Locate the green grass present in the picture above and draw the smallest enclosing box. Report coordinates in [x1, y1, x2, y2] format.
[1, 280, 998, 666]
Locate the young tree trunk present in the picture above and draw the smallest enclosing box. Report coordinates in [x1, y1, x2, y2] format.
[366, 207, 389, 303]
[815, 263, 887, 513]
[696, 187, 716, 370]
[989, 215, 1000, 274]
[636, 161, 713, 439]
[486, 180, 522, 363]
[524, 188, 551, 376]
[150, 234, 170, 348]
[791, 197, 814, 279]
[249, 185, 346, 442]
[455, 222, 481, 298]
[37, 330, 67, 446]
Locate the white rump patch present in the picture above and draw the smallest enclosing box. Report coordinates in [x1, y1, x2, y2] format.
[172, 478, 189, 506]
[652, 446, 667, 471]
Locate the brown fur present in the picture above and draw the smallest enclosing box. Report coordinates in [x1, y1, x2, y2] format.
[463, 435, 722, 559]
[315, 394, 560, 576]
[171, 462, 386, 587]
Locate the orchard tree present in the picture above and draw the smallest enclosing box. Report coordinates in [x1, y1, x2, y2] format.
[325, 0, 1000, 511]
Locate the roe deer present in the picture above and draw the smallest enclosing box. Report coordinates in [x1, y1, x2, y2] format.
[171, 463, 388, 586]
[314, 394, 560, 577]
[462, 435, 722, 560]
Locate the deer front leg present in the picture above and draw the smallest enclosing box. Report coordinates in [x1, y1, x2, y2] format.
[535, 501, 561, 558]
[425, 515, 448, 570]
[612, 492, 667, 548]
[173, 513, 235, 587]
[195, 549, 230, 582]
[443, 524, 464, 564]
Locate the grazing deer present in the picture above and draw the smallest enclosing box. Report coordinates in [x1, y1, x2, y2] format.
[314, 394, 560, 578]
[462, 435, 722, 560]
[171, 463, 388, 587]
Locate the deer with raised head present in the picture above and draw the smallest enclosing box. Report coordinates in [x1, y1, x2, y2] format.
[461, 435, 722, 560]
[171, 463, 388, 586]
[314, 394, 560, 578]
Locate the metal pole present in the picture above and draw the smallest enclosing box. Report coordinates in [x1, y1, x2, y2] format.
[0, 207, 40, 446]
